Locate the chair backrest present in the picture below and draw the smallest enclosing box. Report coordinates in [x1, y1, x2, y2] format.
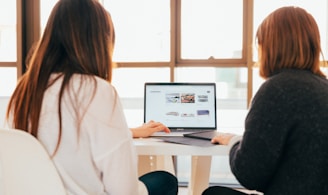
[0, 128, 66, 195]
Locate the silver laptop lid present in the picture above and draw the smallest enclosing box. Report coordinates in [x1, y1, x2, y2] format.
[144, 82, 217, 131]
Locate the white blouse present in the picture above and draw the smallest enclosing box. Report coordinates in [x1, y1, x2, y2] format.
[32, 74, 145, 195]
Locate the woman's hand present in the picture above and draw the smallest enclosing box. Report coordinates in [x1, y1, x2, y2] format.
[211, 133, 236, 145]
[131, 120, 170, 138]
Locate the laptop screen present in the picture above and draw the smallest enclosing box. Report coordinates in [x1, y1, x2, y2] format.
[144, 82, 217, 130]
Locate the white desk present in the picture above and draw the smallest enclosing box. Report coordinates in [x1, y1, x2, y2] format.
[134, 138, 230, 195]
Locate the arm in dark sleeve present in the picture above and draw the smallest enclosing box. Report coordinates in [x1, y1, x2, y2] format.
[229, 80, 295, 191]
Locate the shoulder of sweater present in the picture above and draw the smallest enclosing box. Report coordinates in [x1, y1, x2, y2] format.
[270, 69, 323, 82]
[264, 70, 317, 88]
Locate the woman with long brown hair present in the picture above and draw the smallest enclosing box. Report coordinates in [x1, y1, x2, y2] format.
[6, 0, 177, 194]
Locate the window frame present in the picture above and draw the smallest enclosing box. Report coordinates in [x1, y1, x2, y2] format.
[113, 0, 255, 106]
[8, 0, 328, 106]
[12, 0, 304, 108]
[0, 0, 23, 80]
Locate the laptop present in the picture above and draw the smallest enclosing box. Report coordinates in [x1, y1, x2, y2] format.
[183, 130, 220, 140]
[144, 82, 218, 137]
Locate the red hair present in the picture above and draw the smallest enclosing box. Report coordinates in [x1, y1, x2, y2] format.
[256, 6, 325, 78]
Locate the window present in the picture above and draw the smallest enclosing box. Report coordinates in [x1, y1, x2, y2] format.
[176, 67, 247, 107]
[181, 0, 243, 59]
[0, 1, 16, 62]
[253, 0, 328, 60]
[20, 1, 328, 124]
[102, 0, 170, 62]
[0, 67, 17, 96]
[0, 1, 17, 96]
[40, 0, 58, 33]
[111, 68, 170, 126]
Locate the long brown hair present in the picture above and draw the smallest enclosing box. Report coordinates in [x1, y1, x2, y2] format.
[6, 0, 115, 154]
[256, 6, 325, 79]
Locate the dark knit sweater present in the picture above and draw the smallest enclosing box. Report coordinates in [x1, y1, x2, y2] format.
[230, 69, 328, 195]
